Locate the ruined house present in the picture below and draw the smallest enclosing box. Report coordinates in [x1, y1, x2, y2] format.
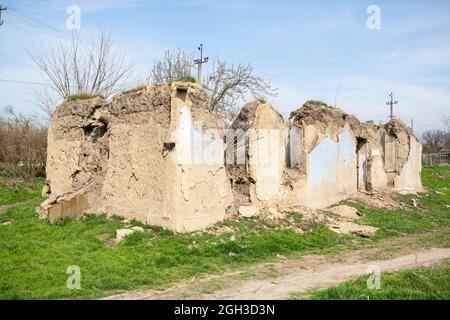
[39, 83, 422, 232]
[40, 83, 233, 232]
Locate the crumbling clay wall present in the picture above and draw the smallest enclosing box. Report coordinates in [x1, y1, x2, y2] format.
[147, 83, 233, 232]
[379, 119, 422, 193]
[355, 122, 388, 192]
[283, 102, 388, 209]
[45, 96, 108, 197]
[40, 83, 233, 232]
[40, 85, 422, 231]
[226, 101, 285, 215]
[96, 85, 172, 223]
[283, 104, 358, 208]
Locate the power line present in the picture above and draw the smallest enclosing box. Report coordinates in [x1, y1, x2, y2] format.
[7, 7, 70, 41]
[0, 78, 48, 86]
[0, 78, 79, 89]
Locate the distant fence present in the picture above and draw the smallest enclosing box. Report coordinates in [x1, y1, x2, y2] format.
[422, 152, 450, 166]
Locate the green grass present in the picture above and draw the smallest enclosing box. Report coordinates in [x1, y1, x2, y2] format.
[66, 93, 104, 102]
[122, 86, 147, 95]
[0, 199, 345, 299]
[352, 166, 450, 239]
[0, 179, 44, 206]
[286, 211, 303, 224]
[292, 260, 450, 300]
[0, 167, 448, 299]
[175, 76, 196, 83]
[303, 100, 328, 107]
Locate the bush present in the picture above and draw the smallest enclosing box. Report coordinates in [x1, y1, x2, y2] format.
[0, 107, 47, 190]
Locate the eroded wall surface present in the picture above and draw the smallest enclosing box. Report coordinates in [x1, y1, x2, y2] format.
[40, 83, 233, 232]
[287, 129, 357, 209]
[226, 101, 285, 214]
[151, 90, 233, 233]
[45, 97, 107, 197]
[394, 136, 423, 193]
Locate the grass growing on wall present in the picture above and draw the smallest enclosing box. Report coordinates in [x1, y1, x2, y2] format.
[66, 93, 104, 102]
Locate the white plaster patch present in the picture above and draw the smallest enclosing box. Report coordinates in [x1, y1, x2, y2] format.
[308, 138, 338, 187]
[251, 129, 283, 200]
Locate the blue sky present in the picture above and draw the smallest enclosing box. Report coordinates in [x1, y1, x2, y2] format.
[0, 0, 449, 136]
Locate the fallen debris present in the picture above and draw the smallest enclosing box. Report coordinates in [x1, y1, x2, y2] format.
[355, 191, 399, 209]
[327, 220, 378, 237]
[1, 221, 11, 226]
[238, 205, 259, 218]
[264, 207, 285, 220]
[411, 198, 419, 208]
[188, 241, 200, 250]
[327, 205, 362, 221]
[115, 228, 136, 243]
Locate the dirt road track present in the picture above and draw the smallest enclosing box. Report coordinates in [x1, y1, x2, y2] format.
[105, 247, 450, 300]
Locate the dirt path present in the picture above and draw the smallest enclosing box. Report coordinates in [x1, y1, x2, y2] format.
[0, 201, 31, 215]
[105, 246, 450, 300]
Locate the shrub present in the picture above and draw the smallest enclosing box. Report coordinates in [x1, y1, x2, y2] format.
[303, 100, 328, 107]
[0, 107, 47, 190]
[176, 76, 196, 83]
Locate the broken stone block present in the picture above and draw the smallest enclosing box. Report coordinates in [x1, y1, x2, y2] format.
[46, 193, 89, 224]
[131, 226, 144, 232]
[238, 205, 259, 218]
[115, 229, 135, 243]
[1, 221, 11, 226]
[327, 220, 378, 237]
[327, 205, 361, 221]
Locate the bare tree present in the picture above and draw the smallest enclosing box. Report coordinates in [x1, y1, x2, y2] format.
[422, 129, 446, 153]
[205, 60, 277, 114]
[149, 50, 277, 114]
[149, 49, 193, 85]
[28, 86, 60, 119]
[28, 31, 132, 116]
[443, 116, 450, 133]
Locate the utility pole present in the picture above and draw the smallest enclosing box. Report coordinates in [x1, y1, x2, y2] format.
[194, 44, 208, 84]
[385, 92, 398, 120]
[0, 6, 7, 27]
[410, 119, 414, 132]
